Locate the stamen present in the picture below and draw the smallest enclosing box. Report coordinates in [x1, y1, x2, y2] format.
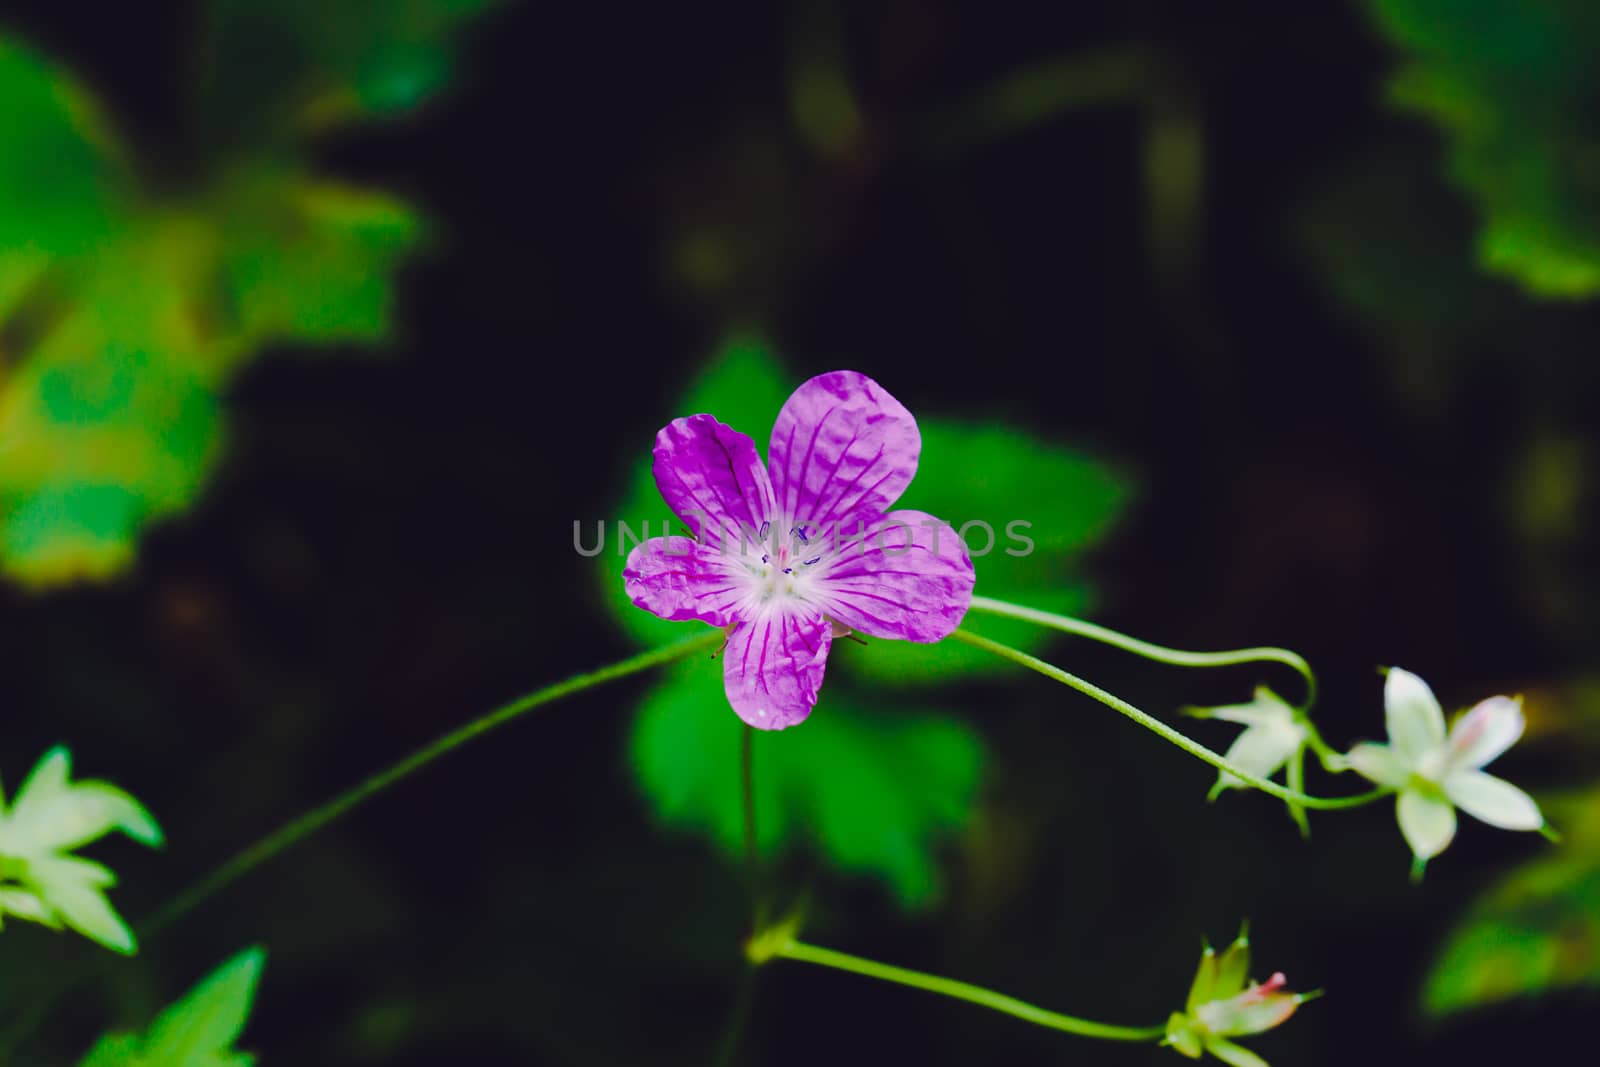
[792, 525, 810, 544]
[759, 520, 771, 538]
[803, 555, 821, 566]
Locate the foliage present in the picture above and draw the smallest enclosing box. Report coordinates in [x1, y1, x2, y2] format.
[1424, 788, 1600, 1014]
[0, 0, 495, 587]
[1365, 0, 1600, 298]
[0, 748, 161, 954]
[78, 948, 267, 1066]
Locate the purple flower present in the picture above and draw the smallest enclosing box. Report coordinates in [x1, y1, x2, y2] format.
[624, 370, 975, 730]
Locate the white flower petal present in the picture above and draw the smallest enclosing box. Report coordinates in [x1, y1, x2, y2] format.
[1214, 721, 1304, 793]
[1, 749, 162, 856]
[1345, 742, 1412, 788]
[1444, 770, 1543, 831]
[7, 747, 72, 826]
[17, 783, 163, 855]
[0, 886, 60, 928]
[1193, 688, 1296, 729]
[1445, 696, 1525, 772]
[1385, 668, 1446, 760]
[1397, 789, 1457, 860]
[26, 854, 134, 954]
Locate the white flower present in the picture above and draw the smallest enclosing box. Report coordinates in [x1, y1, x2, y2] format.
[1187, 688, 1310, 800]
[0, 748, 162, 954]
[1347, 668, 1542, 869]
[1164, 928, 1314, 1067]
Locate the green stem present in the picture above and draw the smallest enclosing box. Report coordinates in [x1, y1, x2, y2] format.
[949, 629, 1386, 811]
[968, 595, 1318, 709]
[0, 631, 724, 1059]
[774, 940, 1166, 1042]
[740, 723, 769, 930]
[139, 630, 724, 937]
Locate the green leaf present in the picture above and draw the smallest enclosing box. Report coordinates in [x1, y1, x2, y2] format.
[843, 420, 1128, 682]
[1423, 788, 1600, 1014]
[1364, 0, 1600, 298]
[220, 172, 424, 343]
[0, 241, 224, 586]
[79, 948, 267, 1067]
[630, 658, 985, 907]
[0, 20, 457, 588]
[202, 0, 504, 141]
[76, 1035, 143, 1067]
[0, 40, 127, 255]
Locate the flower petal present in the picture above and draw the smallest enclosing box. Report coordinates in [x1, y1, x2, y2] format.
[1203, 1037, 1271, 1067]
[1191, 688, 1295, 729]
[767, 371, 920, 531]
[3, 749, 162, 855]
[1444, 770, 1543, 830]
[0, 886, 60, 928]
[1345, 742, 1412, 788]
[1445, 696, 1525, 772]
[807, 510, 974, 642]
[1197, 983, 1300, 1037]
[1397, 789, 1457, 860]
[8, 747, 72, 825]
[624, 537, 750, 626]
[26, 854, 135, 954]
[723, 610, 832, 730]
[1213, 720, 1304, 793]
[652, 415, 775, 551]
[1384, 668, 1446, 761]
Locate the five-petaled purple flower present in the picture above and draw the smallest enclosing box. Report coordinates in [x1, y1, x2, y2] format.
[624, 370, 976, 730]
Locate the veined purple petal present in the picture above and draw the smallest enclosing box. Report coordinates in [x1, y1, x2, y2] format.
[723, 610, 832, 730]
[768, 371, 920, 531]
[653, 415, 775, 551]
[808, 509, 974, 642]
[624, 537, 750, 626]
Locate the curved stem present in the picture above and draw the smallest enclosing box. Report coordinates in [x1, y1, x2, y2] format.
[950, 629, 1386, 811]
[139, 630, 723, 938]
[775, 940, 1166, 1042]
[968, 595, 1318, 709]
[0, 630, 724, 1058]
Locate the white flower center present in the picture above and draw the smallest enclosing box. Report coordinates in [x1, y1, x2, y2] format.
[735, 522, 827, 615]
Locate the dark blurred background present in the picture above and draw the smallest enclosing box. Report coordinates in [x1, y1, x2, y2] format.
[1, 1, 1598, 1064]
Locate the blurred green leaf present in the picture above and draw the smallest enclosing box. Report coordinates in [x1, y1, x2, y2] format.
[1365, 0, 1600, 298]
[850, 421, 1127, 682]
[1297, 151, 1507, 340]
[220, 172, 424, 343]
[631, 658, 984, 907]
[0, 217, 225, 587]
[0, 12, 460, 587]
[202, 0, 502, 142]
[1423, 789, 1600, 1014]
[0, 40, 127, 255]
[79, 947, 266, 1066]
